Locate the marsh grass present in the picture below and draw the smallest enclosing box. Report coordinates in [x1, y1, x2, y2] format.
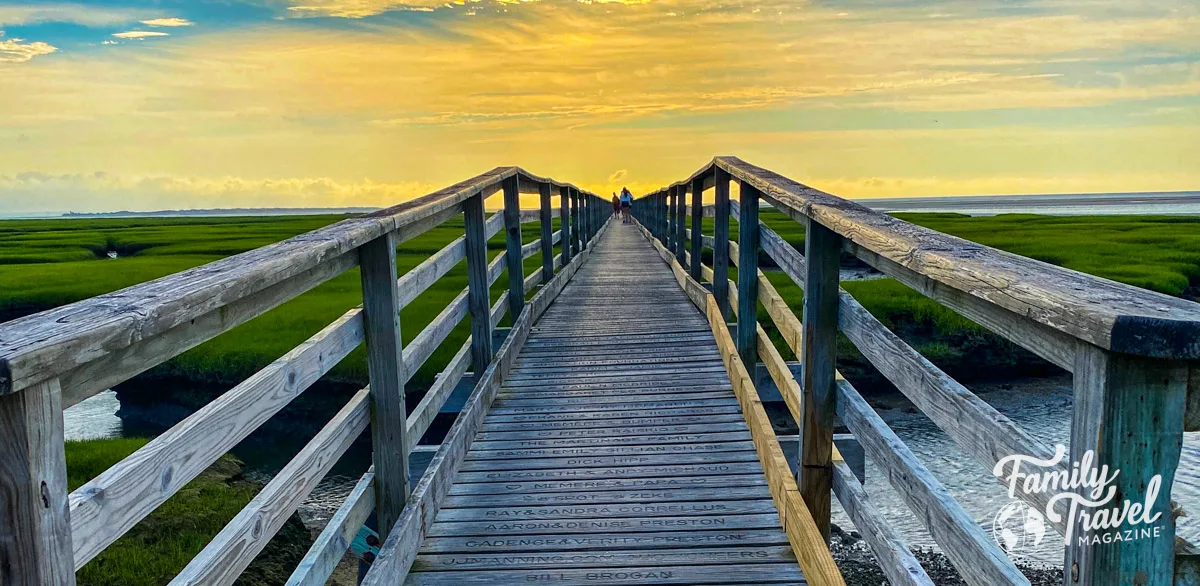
[703, 209, 1200, 382]
[67, 438, 305, 586]
[0, 214, 560, 394]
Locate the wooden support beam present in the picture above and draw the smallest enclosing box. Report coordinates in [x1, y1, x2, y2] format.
[800, 220, 841, 541]
[712, 168, 732, 319]
[358, 233, 409, 540]
[464, 193, 493, 375]
[1066, 347, 1187, 586]
[538, 183, 553, 283]
[690, 175, 704, 280]
[502, 176, 524, 320]
[0, 378, 74, 586]
[736, 182, 760, 368]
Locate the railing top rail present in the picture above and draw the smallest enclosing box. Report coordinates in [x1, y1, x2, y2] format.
[641, 156, 1200, 360]
[0, 166, 598, 396]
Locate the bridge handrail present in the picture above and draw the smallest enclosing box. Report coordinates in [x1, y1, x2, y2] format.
[0, 167, 608, 586]
[665, 156, 1200, 360]
[0, 167, 595, 398]
[633, 158, 1200, 586]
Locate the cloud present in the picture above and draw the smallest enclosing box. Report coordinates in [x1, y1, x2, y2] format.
[140, 18, 194, 27]
[0, 33, 56, 63]
[111, 31, 170, 39]
[286, 0, 451, 17]
[0, 4, 151, 27]
[608, 169, 628, 182]
[0, 171, 437, 213]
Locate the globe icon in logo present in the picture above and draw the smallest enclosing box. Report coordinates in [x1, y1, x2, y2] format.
[992, 501, 1046, 556]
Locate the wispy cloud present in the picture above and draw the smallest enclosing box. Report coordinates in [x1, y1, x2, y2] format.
[140, 17, 193, 27]
[285, 0, 450, 17]
[0, 3, 152, 27]
[111, 30, 170, 39]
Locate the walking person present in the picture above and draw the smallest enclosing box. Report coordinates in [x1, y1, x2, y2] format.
[612, 193, 621, 219]
[619, 187, 633, 223]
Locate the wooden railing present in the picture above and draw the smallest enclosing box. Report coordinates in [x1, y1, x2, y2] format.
[0, 167, 610, 586]
[633, 156, 1200, 586]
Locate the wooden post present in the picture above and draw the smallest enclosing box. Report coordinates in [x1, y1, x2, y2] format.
[1066, 347, 1186, 586]
[736, 180, 760, 368]
[800, 220, 842, 542]
[583, 195, 592, 247]
[662, 190, 672, 243]
[358, 233, 409, 539]
[463, 192, 493, 373]
[0, 378, 74, 586]
[502, 176, 524, 320]
[690, 176, 704, 280]
[559, 186, 571, 265]
[539, 183, 553, 283]
[666, 189, 676, 252]
[674, 185, 687, 265]
[576, 186, 585, 253]
[712, 168, 732, 319]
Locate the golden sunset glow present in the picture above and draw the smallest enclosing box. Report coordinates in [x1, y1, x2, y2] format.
[1, 0, 1198, 212]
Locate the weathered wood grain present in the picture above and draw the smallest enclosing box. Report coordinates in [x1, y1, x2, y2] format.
[836, 379, 1027, 586]
[831, 456, 933, 586]
[712, 167, 732, 318]
[359, 233, 410, 540]
[736, 185, 761, 369]
[713, 155, 1200, 359]
[464, 192, 494, 374]
[1066, 347, 1187, 586]
[403, 562, 804, 585]
[69, 308, 365, 568]
[690, 176, 705, 280]
[359, 227, 598, 586]
[0, 167, 502, 397]
[0, 378, 73, 586]
[285, 470, 375, 586]
[396, 212, 503, 309]
[410, 545, 798, 572]
[419, 528, 787, 554]
[59, 252, 357, 408]
[539, 182, 554, 283]
[799, 221, 840, 541]
[169, 388, 371, 586]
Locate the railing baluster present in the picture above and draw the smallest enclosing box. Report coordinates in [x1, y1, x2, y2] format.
[1066, 347, 1186, 585]
[0, 377, 73, 586]
[538, 183, 553, 283]
[712, 168, 732, 319]
[464, 192, 493, 373]
[502, 176, 524, 320]
[559, 186, 572, 265]
[674, 185, 687, 265]
[690, 176, 704, 280]
[570, 188, 581, 256]
[735, 181, 760, 368]
[800, 220, 842, 542]
[358, 232, 409, 539]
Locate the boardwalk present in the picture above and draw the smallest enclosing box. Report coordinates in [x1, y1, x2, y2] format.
[5, 160, 1198, 586]
[405, 224, 805, 584]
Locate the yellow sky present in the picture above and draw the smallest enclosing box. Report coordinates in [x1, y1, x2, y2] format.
[0, 0, 1198, 212]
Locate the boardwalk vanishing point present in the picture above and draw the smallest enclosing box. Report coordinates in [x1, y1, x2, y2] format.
[2, 157, 1200, 586]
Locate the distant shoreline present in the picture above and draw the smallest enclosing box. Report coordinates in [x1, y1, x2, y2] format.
[3, 190, 1199, 219]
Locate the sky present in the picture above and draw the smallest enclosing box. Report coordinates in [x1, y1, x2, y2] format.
[0, 0, 1198, 213]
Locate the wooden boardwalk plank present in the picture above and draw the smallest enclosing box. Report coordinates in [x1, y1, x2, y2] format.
[403, 223, 806, 584]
